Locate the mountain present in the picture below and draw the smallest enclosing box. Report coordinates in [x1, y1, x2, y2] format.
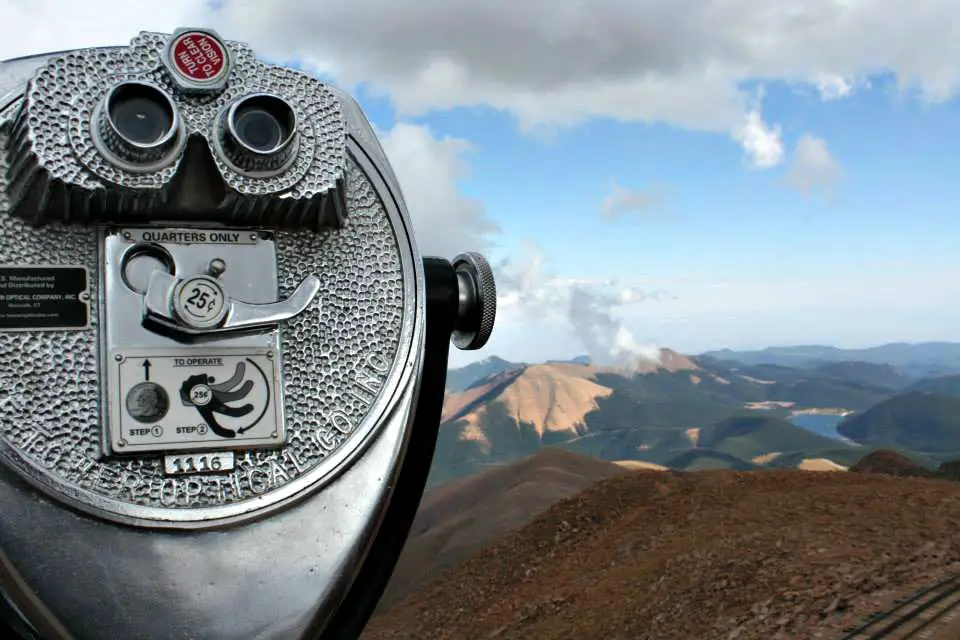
[364, 469, 960, 640]
[546, 355, 592, 365]
[445, 356, 522, 392]
[430, 349, 887, 485]
[849, 449, 939, 478]
[837, 391, 960, 455]
[697, 415, 844, 460]
[431, 351, 749, 484]
[908, 374, 960, 397]
[723, 363, 893, 410]
[377, 449, 626, 613]
[701, 342, 960, 378]
[809, 361, 914, 390]
[660, 449, 761, 471]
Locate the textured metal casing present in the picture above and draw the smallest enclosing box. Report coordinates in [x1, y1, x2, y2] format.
[0, 33, 426, 529]
[5, 32, 347, 230]
[0, 35, 432, 639]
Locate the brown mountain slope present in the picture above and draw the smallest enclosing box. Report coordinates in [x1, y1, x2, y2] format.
[376, 448, 626, 612]
[440, 349, 705, 447]
[364, 470, 960, 640]
[849, 449, 939, 478]
[443, 363, 613, 445]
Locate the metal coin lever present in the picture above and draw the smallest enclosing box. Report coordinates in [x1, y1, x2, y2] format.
[0, 26, 498, 640]
[144, 259, 321, 337]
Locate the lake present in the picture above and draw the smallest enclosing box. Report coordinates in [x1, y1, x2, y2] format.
[789, 413, 846, 440]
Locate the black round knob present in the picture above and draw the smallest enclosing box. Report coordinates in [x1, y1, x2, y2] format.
[451, 252, 496, 351]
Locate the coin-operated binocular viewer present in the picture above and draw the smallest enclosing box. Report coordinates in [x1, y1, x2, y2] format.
[0, 28, 496, 640]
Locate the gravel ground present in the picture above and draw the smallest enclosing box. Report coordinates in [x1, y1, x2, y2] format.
[363, 470, 960, 640]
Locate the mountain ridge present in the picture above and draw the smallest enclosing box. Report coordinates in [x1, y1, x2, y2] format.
[436, 344, 960, 486]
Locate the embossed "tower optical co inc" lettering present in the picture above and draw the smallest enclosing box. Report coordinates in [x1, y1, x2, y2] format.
[11, 351, 397, 508]
[314, 352, 392, 453]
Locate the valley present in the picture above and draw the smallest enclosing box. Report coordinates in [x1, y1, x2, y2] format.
[430, 344, 960, 486]
[366, 341, 960, 639]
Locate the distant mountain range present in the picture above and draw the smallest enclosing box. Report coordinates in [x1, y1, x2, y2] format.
[445, 356, 523, 392]
[433, 343, 960, 486]
[700, 342, 960, 378]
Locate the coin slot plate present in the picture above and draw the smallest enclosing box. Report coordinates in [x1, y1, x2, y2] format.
[101, 228, 286, 457]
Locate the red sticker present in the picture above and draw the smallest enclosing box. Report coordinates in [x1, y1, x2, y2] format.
[170, 31, 227, 82]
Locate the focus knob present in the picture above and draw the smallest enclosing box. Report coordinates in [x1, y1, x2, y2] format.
[452, 252, 497, 350]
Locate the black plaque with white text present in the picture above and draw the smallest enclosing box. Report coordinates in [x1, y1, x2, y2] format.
[0, 266, 90, 331]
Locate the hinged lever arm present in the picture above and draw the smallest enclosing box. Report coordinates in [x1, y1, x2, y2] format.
[142, 270, 320, 338]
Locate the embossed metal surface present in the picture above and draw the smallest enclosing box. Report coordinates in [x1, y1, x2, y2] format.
[0, 160, 414, 526]
[5, 32, 347, 229]
[0, 35, 421, 526]
[0, 32, 436, 640]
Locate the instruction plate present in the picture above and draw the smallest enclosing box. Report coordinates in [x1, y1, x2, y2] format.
[108, 348, 284, 454]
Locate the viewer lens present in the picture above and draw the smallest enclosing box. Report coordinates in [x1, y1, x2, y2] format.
[229, 95, 295, 153]
[106, 83, 175, 146]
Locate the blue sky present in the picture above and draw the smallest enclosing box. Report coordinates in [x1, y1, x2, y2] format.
[360, 78, 960, 364]
[3, 1, 960, 365]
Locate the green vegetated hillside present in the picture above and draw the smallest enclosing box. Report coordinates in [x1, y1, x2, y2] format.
[908, 374, 960, 397]
[810, 361, 914, 390]
[432, 348, 960, 487]
[723, 363, 897, 410]
[697, 416, 840, 460]
[837, 391, 960, 458]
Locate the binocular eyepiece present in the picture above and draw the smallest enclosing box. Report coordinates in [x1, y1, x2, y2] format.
[0, 27, 496, 640]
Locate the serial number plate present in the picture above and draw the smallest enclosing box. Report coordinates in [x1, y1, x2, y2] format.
[109, 348, 284, 454]
[164, 451, 235, 475]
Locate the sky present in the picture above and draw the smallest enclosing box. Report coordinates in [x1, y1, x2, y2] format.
[3, 1, 960, 367]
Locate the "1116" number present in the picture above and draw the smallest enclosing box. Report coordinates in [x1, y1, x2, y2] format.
[165, 453, 233, 476]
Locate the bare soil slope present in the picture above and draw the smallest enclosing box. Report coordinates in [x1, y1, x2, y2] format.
[365, 470, 960, 640]
[849, 448, 939, 477]
[376, 448, 627, 612]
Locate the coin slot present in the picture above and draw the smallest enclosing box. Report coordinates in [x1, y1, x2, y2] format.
[121, 244, 175, 295]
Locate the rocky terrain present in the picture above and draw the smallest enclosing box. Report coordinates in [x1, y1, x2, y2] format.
[365, 469, 960, 639]
[377, 449, 626, 611]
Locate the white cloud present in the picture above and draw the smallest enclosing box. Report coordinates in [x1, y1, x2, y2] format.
[813, 74, 856, 101]
[492, 242, 661, 365]
[734, 110, 785, 169]
[788, 134, 844, 194]
[7, 2, 958, 170]
[195, 0, 957, 167]
[0, 1, 206, 56]
[377, 123, 498, 257]
[601, 182, 659, 220]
